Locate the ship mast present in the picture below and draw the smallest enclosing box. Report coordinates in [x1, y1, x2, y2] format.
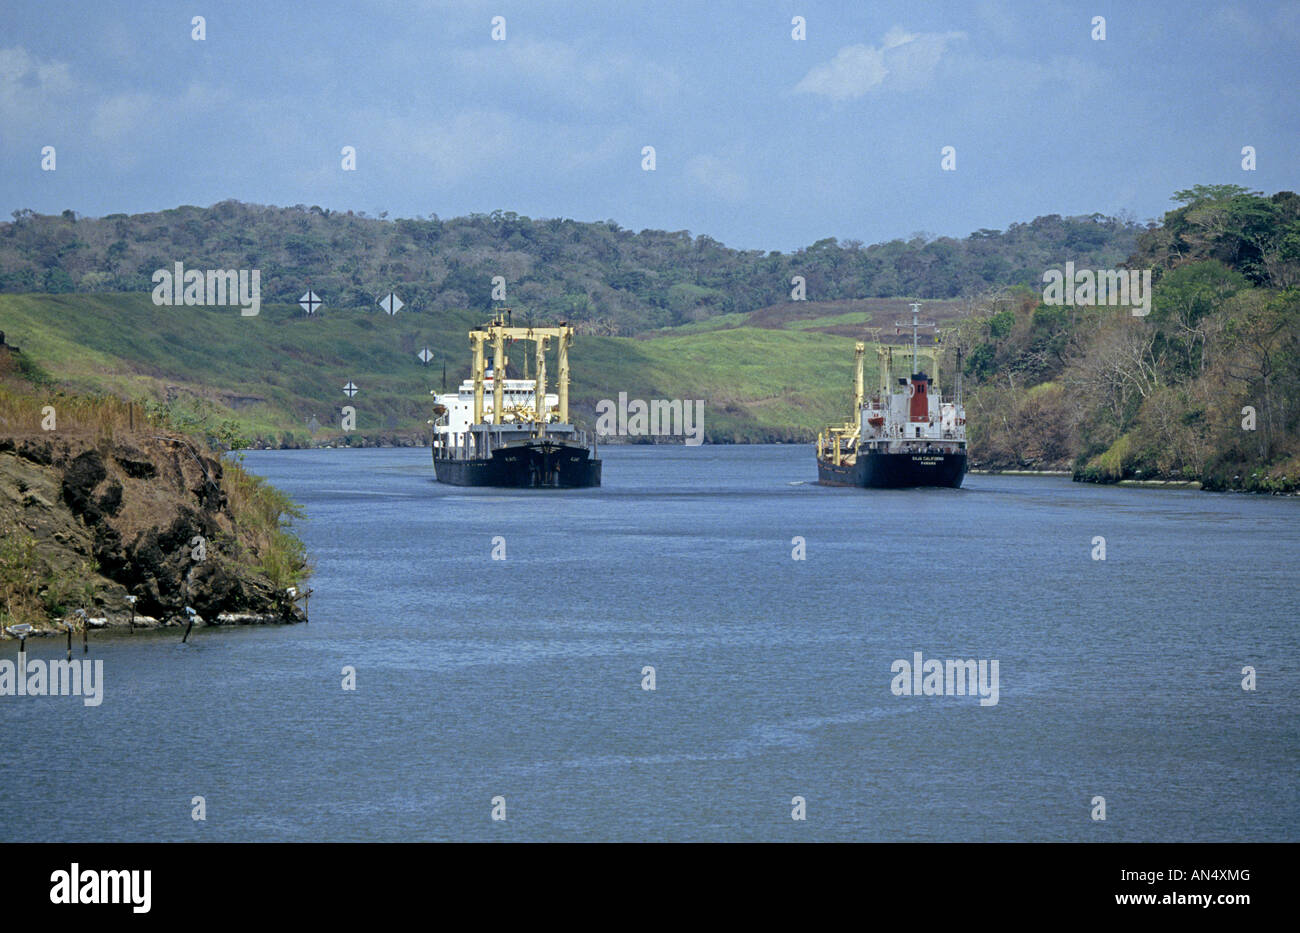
[955, 346, 963, 407]
[896, 302, 935, 375]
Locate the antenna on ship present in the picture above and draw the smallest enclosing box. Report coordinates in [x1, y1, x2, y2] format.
[955, 346, 963, 408]
[523, 311, 534, 380]
[896, 301, 935, 374]
[908, 301, 920, 372]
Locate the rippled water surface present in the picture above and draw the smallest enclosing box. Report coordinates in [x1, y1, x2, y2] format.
[2, 445, 1296, 841]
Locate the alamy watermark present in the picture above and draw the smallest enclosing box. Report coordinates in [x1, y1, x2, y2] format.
[595, 392, 705, 446]
[890, 651, 999, 706]
[1, 651, 104, 706]
[50, 863, 150, 913]
[151, 262, 261, 316]
[1042, 262, 1152, 317]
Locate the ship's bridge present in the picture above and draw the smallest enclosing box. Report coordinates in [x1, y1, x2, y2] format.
[434, 373, 559, 436]
[860, 371, 965, 444]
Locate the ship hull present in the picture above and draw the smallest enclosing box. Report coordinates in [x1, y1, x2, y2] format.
[817, 450, 967, 489]
[434, 439, 601, 488]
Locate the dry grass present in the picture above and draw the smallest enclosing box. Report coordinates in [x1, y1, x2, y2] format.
[0, 381, 158, 443]
[1, 350, 310, 620]
[0, 530, 98, 627]
[223, 459, 310, 589]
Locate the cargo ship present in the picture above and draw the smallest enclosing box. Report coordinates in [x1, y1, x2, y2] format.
[816, 303, 967, 489]
[431, 313, 601, 488]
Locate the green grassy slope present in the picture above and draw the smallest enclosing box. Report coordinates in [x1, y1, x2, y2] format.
[0, 293, 877, 443]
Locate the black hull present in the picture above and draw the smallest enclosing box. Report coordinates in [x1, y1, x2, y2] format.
[817, 450, 967, 489]
[435, 439, 601, 488]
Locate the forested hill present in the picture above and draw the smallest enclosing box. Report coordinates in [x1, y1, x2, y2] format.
[1, 185, 1296, 491]
[0, 201, 1139, 334]
[953, 185, 1300, 493]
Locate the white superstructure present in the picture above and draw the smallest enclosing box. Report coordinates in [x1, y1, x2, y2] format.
[858, 371, 966, 448]
[432, 371, 559, 450]
[857, 303, 966, 454]
[818, 302, 967, 463]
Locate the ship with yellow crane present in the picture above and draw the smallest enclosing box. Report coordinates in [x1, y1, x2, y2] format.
[816, 303, 967, 489]
[431, 312, 601, 487]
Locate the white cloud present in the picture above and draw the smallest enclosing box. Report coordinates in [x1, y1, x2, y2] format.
[975, 0, 1021, 44]
[90, 92, 158, 142]
[959, 53, 1105, 103]
[451, 38, 683, 114]
[794, 27, 965, 101]
[389, 109, 518, 181]
[0, 46, 76, 127]
[687, 154, 747, 202]
[90, 85, 233, 145]
[1210, 4, 1300, 46]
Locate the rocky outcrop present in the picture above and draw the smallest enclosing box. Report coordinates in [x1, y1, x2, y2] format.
[0, 432, 304, 634]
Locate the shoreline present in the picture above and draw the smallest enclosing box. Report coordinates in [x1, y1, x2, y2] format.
[243, 451, 1293, 495]
[969, 468, 1071, 476]
[0, 610, 299, 641]
[971, 467, 1204, 489]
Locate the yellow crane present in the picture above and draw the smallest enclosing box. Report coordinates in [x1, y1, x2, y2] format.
[467, 311, 574, 436]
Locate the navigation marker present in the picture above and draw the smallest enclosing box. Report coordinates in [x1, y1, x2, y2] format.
[75, 608, 89, 653]
[343, 381, 359, 398]
[379, 292, 403, 315]
[299, 290, 323, 315]
[5, 622, 32, 651]
[307, 416, 321, 434]
[418, 347, 434, 365]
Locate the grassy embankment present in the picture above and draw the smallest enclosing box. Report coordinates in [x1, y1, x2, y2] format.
[0, 347, 308, 629]
[0, 293, 903, 444]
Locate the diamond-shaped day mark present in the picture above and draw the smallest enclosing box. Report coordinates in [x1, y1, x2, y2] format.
[417, 347, 434, 365]
[343, 381, 358, 398]
[379, 292, 403, 315]
[307, 416, 321, 434]
[299, 290, 322, 315]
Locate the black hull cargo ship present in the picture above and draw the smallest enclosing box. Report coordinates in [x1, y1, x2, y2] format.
[816, 303, 967, 490]
[434, 433, 601, 488]
[816, 446, 967, 488]
[431, 313, 601, 488]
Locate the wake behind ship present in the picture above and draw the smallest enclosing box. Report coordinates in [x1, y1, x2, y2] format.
[817, 303, 967, 489]
[431, 312, 601, 488]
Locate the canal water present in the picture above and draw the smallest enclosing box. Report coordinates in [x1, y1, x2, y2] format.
[2, 445, 1296, 841]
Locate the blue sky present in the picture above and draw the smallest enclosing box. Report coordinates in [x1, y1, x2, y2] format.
[2, 0, 1298, 251]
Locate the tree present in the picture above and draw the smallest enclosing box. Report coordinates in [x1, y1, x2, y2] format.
[1066, 317, 1161, 431]
[1219, 289, 1299, 461]
[1151, 260, 1246, 375]
[1171, 184, 1262, 207]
